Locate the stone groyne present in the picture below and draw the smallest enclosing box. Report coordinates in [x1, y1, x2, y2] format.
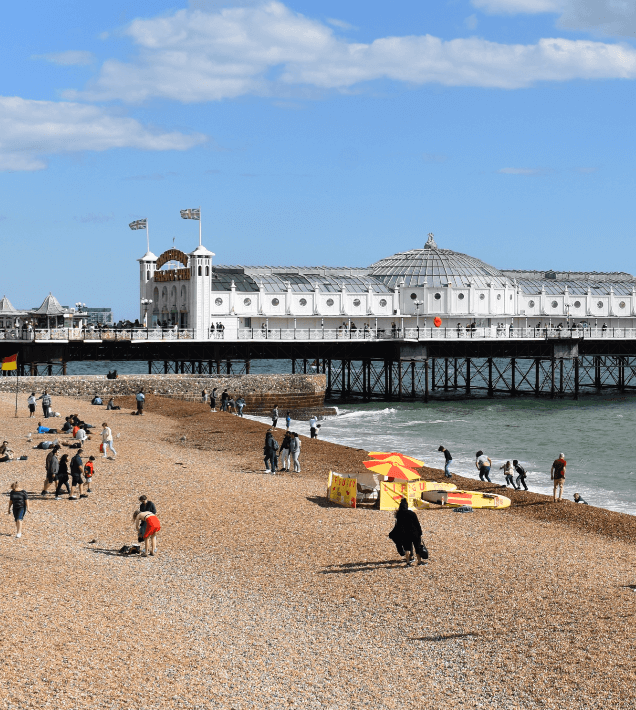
[0, 374, 333, 419]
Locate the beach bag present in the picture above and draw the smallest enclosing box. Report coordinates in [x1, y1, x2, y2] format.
[416, 540, 429, 560]
[100, 443, 104, 453]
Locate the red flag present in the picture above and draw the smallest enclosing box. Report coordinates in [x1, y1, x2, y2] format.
[1, 353, 17, 371]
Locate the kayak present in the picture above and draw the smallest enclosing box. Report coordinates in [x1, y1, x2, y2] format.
[420, 489, 511, 509]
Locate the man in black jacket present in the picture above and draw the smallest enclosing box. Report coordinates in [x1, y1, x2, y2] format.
[139, 495, 157, 514]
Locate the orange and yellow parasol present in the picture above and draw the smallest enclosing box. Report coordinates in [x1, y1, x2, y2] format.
[368, 452, 425, 469]
[363, 460, 421, 481]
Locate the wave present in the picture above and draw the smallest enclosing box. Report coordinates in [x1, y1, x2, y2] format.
[336, 408, 397, 419]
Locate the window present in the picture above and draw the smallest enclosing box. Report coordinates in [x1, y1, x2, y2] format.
[496, 294, 502, 301]
[243, 298, 251, 306]
[379, 298, 387, 307]
[410, 293, 417, 300]
[272, 298, 280, 306]
[434, 293, 441, 300]
[458, 293, 465, 300]
[146, 270, 150, 282]
[528, 300, 535, 307]
[198, 265, 202, 276]
[574, 300, 581, 308]
[597, 301, 603, 308]
[479, 294, 485, 300]
[299, 298, 307, 306]
[326, 298, 334, 306]
[215, 297, 223, 306]
[551, 300, 558, 308]
[620, 301, 626, 309]
[205, 266, 209, 276]
[353, 298, 361, 306]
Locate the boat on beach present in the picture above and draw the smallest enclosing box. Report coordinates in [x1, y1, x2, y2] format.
[420, 488, 511, 509]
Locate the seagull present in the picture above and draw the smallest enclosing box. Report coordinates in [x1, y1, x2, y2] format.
[179, 435, 187, 443]
[26, 433, 32, 440]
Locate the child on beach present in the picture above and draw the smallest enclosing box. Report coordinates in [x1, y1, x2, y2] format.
[500, 461, 517, 489]
[84, 456, 96, 493]
[285, 411, 291, 431]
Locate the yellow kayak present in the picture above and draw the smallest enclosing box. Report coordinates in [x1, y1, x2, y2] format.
[420, 489, 511, 509]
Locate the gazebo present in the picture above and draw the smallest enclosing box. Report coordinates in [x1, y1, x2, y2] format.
[31, 293, 67, 329]
[0, 295, 26, 329]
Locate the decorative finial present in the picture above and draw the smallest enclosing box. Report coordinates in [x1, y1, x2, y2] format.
[425, 233, 437, 249]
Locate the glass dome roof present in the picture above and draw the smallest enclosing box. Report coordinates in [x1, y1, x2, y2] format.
[368, 234, 508, 289]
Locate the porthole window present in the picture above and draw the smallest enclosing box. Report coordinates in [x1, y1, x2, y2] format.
[458, 293, 465, 300]
[299, 298, 307, 306]
[597, 301, 603, 308]
[620, 301, 626, 309]
[353, 298, 361, 306]
[551, 300, 558, 308]
[410, 293, 417, 300]
[379, 298, 387, 307]
[574, 300, 581, 308]
[243, 298, 251, 306]
[528, 300, 535, 307]
[272, 298, 280, 306]
[215, 297, 223, 306]
[326, 298, 334, 306]
[479, 294, 485, 301]
[497, 294, 502, 301]
[434, 293, 441, 300]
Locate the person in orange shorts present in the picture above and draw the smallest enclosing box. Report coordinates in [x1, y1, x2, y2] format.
[134, 509, 161, 557]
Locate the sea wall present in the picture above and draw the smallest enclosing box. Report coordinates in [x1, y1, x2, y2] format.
[0, 374, 331, 418]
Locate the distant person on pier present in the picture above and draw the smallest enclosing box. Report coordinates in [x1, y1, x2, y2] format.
[136, 389, 145, 415]
[475, 451, 492, 482]
[551, 453, 567, 503]
[289, 432, 301, 472]
[573, 493, 588, 505]
[500, 460, 517, 489]
[602, 322, 608, 333]
[513, 460, 528, 490]
[27, 392, 36, 418]
[438, 446, 453, 478]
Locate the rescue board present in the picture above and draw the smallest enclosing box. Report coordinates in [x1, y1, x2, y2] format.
[420, 489, 511, 509]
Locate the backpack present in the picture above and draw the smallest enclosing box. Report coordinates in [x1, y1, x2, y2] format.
[272, 439, 279, 452]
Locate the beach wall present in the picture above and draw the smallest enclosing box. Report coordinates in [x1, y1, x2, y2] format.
[0, 374, 331, 418]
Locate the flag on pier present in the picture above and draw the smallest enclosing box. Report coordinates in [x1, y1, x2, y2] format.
[2, 354, 17, 371]
[129, 219, 147, 230]
[180, 209, 200, 220]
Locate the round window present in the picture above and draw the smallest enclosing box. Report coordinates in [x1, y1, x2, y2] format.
[434, 293, 441, 300]
[299, 298, 307, 306]
[479, 294, 485, 301]
[497, 294, 502, 301]
[528, 300, 535, 307]
[551, 300, 558, 308]
[243, 297, 251, 306]
[272, 298, 280, 306]
[410, 293, 417, 300]
[620, 301, 626, 309]
[326, 298, 334, 306]
[597, 301, 603, 308]
[353, 298, 361, 306]
[458, 293, 465, 300]
[215, 298, 223, 306]
[379, 298, 387, 307]
[574, 300, 581, 308]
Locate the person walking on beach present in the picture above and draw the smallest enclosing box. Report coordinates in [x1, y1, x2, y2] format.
[475, 451, 492, 482]
[70, 449, 86, 499]
[38, 390, 52, 418]
[134, 509, 161, 557]
[389, 498, 427, 567]
[438, 446, 453, 478]
[139, 495, 157, 514]
[551, 453, 567, 502]
[263, 429, 279, 474]
[513, 460, 528, 491]
[290, 432, 301, 472]
[272, 405, 279, 428]
[27, 392, 36, 418]
[42, 445, 60, 495]
[101, 422, 117, 459]
[7, 482, 29, 538]
[236, 396, 245, 416]
[309, 415, 318, 439]
[280, 432, 292, 472]
[55, 454, 71, 498]
[285, 411, 291, 431]
[136, 389, 145, 415]
[500, 460, 517, 489]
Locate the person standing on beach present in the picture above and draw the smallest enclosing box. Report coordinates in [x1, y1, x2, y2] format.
[27, 392, 36, 418]
[38, 390, 52, 418]
[7, 482, 29, 538]
[500, 460, 517, 489]
[101, 422, 117, 459]
[42, 445, 60, 495]
[136, 389, 145, 415]
[551, 453, 567, 502]
[272, 405, 279, 428]
[202, 389, 208, 403]
[236, 396, 245, 416]
[280, 432, 292, 472]
[389, 498, 426, 567]
[290, 432, 301, 472]
[55, 454, 71, 498]
[84, 456, 96, 492]
[221, 390, 229, 411]
[285, 411, 291, 431]
[438, 446, 453, 478]
[309, 415, 317, 439]
[263, 429, 279, 474]
[134, 509, 161, 557]
[69, 449, 86, 499]
[475, 451, 492, 482]
[139, 495, 157, 514]
[210, 387, 217, 412]
[513, 460, 528, 490]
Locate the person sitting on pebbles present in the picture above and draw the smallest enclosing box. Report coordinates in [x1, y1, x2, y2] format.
[134, 509, 161, 557]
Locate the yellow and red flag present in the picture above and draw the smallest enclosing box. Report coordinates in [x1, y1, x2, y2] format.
[1, 353, 17, 371]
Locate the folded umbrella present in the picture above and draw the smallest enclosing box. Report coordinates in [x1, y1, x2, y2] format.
[363, 460, 421, 481]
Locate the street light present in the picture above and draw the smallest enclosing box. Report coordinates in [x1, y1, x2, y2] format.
[413, 299, 423, 332]
[141, 298, 153, 327]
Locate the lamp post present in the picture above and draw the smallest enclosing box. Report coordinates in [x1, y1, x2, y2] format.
[141, 298, 152, 328]
[75, 302, 86, 330]
[414, 299, 423, 337]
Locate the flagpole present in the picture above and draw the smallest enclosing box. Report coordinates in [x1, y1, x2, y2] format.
[199, 206, 202, 247]
[146, 219, 150, 254]
[14, 356, 18, 418]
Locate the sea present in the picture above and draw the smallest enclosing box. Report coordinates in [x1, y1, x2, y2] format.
[65, 359, 636, 515]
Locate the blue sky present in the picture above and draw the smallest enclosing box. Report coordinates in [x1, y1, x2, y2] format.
[1, 0, 635, 319]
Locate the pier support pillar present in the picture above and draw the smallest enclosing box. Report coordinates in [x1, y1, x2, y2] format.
[619, 356, 625, 391]
[291, 359, 296, 374]
[303, 359, 308, 374]
[424, 359, 429, 403]
[487, 358, 493, 397]
[595, 356, 601, 391]
[559, 359, 564, 396]
[326, 359, 332, 397]
[535, 358, 540, 395]
[444, 358, 449, 391]
[511, 358, 516, 397]
[431, 358, 436, 391]
[574, 357, 579, 400]
[550, 357, 556, 399]
[387, 360, 393, 400]
[411, 361, 416, 399]
[453, 358, 458, 390]
[246, 360, 251, 374]
[465, 358, 471, 395]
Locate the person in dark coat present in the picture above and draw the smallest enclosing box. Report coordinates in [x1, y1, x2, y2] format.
[263, 429, 278, 474]
[389, 498, 426, 566]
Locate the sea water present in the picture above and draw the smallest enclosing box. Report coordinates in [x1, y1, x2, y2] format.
[66, 359, 635, 514]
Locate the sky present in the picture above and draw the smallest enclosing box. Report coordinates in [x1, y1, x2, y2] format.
[1, 0, 635, 319]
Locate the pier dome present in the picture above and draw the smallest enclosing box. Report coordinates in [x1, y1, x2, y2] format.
[368, 234, 508, 289]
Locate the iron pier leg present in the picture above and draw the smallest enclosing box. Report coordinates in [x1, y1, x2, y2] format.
[619, 356, 625, 391]
[216, 359, 221, 375]
[347, 360, 352, 396]
[510, 358, 516, 397]
[431, 358, 436, 391]
[550, 357, 556, 399]
[326, 359, 332, 397]
[291, 359, 296, 374]
[387, 360, 393, 401]
[444, 358, 449, 391]
[47, 362, 53, 376]
[411, 361, 416, 399]
[535, 358, 540, 396]
[454, 358, 458, 390]
[595, 356, 601, 391]
[488, 358, 493, 397]
[164, 361, 168, 374]
[148, 361, 152, 374]
[62, 361, 67, 376]
[303, 359, 308, 374]
[398, 360, 403, 401]
[208, 360, 213, 375]
[424, 359, 429, 403]
[246, 359, 251, 374]
[342, 360, 347, 400]
[559, 359, 564, 396]
[574, 357, 579, 400]
[465, 358, 471, 395]
[362, 360, 367, 401]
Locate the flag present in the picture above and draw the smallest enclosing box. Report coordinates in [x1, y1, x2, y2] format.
[1, 354, 17, 371]
[129, 219, 147, 230]
[180, 208, 200, 220]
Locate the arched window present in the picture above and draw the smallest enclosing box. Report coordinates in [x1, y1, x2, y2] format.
[205, 265, 209, 276]
[198, 265, 202, 276]
[146, 270, 150, 281]
[153, 287, 159, 304]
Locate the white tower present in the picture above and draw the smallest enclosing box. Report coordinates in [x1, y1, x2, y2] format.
[138, 250, 158, 323]
[188, 244, 214, 338]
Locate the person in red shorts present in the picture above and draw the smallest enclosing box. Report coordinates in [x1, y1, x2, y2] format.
[134, 509, 161, 557]
[551, 453, 567, 502]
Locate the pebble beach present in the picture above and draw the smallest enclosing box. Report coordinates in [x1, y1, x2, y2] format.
[1, 392, 635, 709]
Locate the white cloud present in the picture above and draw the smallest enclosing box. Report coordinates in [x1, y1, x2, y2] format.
[326, 17, 358, 31]
[464, 14, 479, 30]
[472, 0, 563, 14]
[65, 1, 636, 103]
[34, 50, 96, 66]
[0, 96, 206, 171]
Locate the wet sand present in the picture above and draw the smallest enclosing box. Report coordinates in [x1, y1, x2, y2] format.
[1, 392, 635, 709]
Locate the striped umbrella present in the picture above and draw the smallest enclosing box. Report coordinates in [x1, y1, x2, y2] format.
[363, 460, 421, 481]
[368, 452, 426, 469]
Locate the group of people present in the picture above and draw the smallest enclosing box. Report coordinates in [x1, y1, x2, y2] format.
[203, 388, 246, 415]
[263, 428, 301, 474]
